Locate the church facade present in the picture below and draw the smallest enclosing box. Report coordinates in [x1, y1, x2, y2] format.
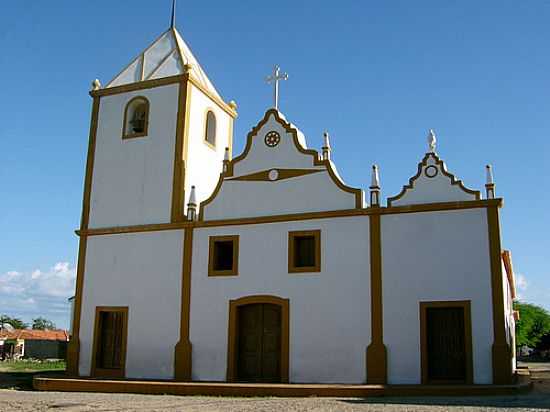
[66, 21, 517, 386]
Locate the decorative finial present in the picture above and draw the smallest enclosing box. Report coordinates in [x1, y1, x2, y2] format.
[229, 100, 238, 110]
[427, 129, 436, 153]
[187, 185, 197, 220]
[370, 165, 381, 207]
[170, 0, 176, 29]
[322, 131, 331, 161]
[91, 79, 101, 91]
[223, 147, 231, 173]
[485, 165, 495, 199]
[265, 65, 288, 110]
[371, 164, 380, 188]
[486, 164, 494, 185]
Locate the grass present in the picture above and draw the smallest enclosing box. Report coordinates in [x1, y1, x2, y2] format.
[0, 359, 66, 373]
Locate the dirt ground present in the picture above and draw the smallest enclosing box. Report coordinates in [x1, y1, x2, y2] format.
[0, 363, 548, 412]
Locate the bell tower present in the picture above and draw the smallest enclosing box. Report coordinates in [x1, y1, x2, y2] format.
[84, 19, 237, 230]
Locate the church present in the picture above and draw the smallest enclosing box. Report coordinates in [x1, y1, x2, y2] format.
[64, 8, 518, 388]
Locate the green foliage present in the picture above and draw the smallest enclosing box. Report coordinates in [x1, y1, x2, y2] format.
[0, 359, 66, 372]
[0, 314, 28, 330]
[31, 317, 56, 330]
[514, 302, 550, 347]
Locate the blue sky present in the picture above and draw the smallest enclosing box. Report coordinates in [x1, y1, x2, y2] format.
[1, 1, 549, 329]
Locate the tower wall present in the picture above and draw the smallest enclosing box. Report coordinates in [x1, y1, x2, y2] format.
[88, 84, 180, 228]
[183, 83, 233, 210]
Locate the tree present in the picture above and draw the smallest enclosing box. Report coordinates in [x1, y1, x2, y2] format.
[0, 314, 28, 330]
[32, 317, 56, 330]
[514, 302, 550, 348]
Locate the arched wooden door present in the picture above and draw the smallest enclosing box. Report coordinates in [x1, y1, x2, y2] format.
[227, 295, 289, 383]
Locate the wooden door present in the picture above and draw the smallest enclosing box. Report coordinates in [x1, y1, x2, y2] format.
[237, 303, 281, 382]
[426, 307, 466, 382]
[92, 307, 128, 378]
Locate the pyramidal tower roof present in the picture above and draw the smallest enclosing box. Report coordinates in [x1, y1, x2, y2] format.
[106, 27, 220, 99]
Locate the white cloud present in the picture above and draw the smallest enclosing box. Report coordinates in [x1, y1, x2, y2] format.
[516, 273, 528, 291]
[0, 262, 76, 329]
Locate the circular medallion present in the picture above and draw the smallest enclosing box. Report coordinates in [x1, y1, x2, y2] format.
[264, 131, 281, 147]
[268, 169, 279, 181]
[425, 165, 439, 178]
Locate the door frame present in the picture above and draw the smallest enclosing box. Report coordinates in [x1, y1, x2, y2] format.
[91, 306, 128, 378]
[227, 295, 289, 383]
[419, 300, 473, 384]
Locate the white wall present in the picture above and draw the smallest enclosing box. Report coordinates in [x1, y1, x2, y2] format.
[79, 230, 184, 379]
[184, 84, 232, 213]
[89, 84, 180, 228]
[390, 154, 478, 206]
[189, 216, 371, 383]
[204, 172, 359, 220]
[381, 208, 494, 384]
[232, 114, 317, 177]
[202, 112, 359, 220]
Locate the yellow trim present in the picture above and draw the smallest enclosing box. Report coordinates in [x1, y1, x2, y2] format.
[502, 250, 516, 300]
[93, 75, 186, 97]
[208, 235, 239, 276]
[366, 213, 387, 383]
[181, 81, 193, 161]
[387, 152, 481, 206]
[174, 228, 193, 380]
[288, 230, 321, 273]
[77, 199, 504, 237]
[67, 96, 101, 376]
[100, 67, 236, 118]
[228, 168, 323, 182]
[419, 300, 473, 385]
[122, 96, 150, 139]
[171, 80, 189, 223]
[187, 76, 237, 118]
[487, 205, 513, 384]
[34, 375, 532, 397]
[66, 235, 87, 376]
[227, 295, 290, 383]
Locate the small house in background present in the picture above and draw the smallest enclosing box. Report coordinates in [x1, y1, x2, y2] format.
[0, 330, 69, 360]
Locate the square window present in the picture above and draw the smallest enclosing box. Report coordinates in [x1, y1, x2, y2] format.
[288, 230, 321, 273]
[209, 235, 239, 276]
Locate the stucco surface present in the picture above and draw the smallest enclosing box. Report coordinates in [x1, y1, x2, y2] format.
[381, 208, 494, 384]
[184, 84, 232, 213]
[202, 112, 359, 220]
[79, 230, 184, 379]
[189, 216, 371, 383]
[389, 154, 478, 206]
[89, 84, 179, 228]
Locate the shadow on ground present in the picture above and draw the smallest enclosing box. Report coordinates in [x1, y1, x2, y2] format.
[341, 369, 550, 410]
[0, 371, 65, 391]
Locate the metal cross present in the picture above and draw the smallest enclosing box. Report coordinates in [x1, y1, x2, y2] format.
[265, 65, 288, 110]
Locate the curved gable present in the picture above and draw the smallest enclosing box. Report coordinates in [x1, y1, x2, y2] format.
[387, 152, 480, 207]
[200, 109, 363, 220]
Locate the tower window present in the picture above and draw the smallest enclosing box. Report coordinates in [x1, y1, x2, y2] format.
[288, 230, 321, 273]
[204, 110, 217, 147]
[209, 235, 239, 276]
[123, 97, 150, 139]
